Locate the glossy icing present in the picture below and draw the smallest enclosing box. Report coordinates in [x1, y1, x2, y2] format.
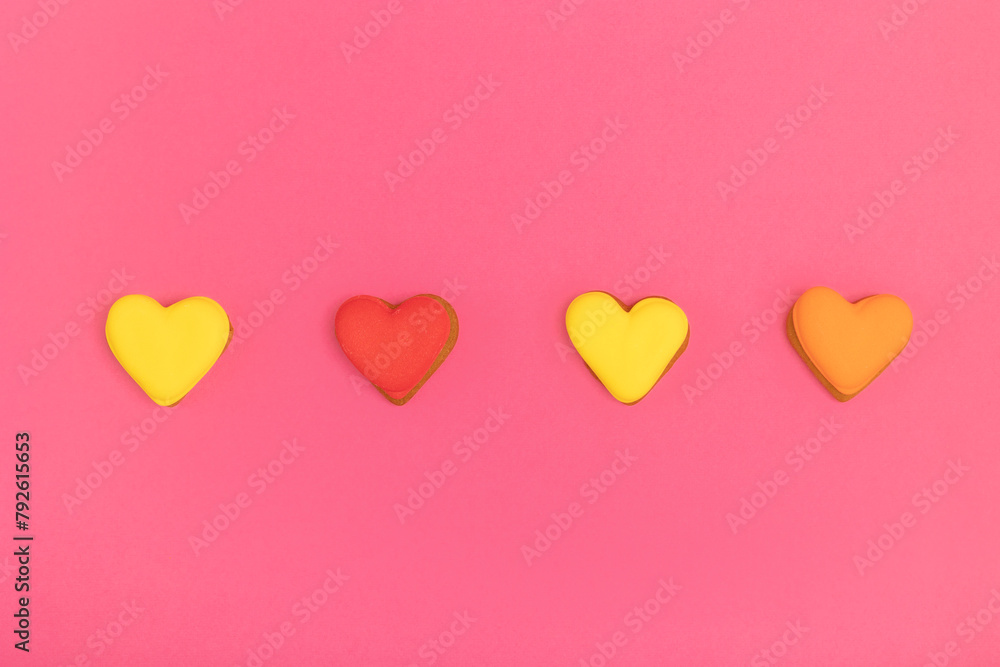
[334, 294, 458, 405]
[788, 286, 912, 400]
[106, 295, 232, 406]
[566, 291, 689, 404]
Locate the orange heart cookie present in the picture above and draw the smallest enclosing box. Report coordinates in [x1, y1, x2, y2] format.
[787, 287, 912, 401]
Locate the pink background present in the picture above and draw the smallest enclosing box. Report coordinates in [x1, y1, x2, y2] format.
[3, 0, 1000, 664]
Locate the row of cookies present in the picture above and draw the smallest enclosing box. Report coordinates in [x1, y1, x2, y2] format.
[104, 288, 912, 406]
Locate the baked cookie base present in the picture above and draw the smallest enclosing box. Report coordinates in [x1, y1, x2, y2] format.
[365, 294, 459, 406]
[785, 303, 903, 402]
[575, 293, 690, 406]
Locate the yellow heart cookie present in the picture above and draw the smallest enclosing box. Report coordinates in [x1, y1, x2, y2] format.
[106, 295, 232, 406]
[566, 291, 689, 404]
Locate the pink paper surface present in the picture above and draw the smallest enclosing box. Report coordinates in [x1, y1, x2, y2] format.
[2, 0, 999, 664]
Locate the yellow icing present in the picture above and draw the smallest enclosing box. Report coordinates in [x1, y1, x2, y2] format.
[566, 292, 689, 404]
[106, 295, 232, 406]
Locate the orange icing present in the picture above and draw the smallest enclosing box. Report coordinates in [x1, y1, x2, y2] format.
[790, 287, 912, 399]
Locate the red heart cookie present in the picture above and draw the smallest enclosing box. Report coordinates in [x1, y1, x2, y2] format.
[334, 294, 458, 405]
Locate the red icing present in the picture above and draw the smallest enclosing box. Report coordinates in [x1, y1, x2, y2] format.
[334, 295, 456, 402]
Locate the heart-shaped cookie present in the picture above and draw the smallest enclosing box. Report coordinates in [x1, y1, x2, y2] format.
[566, 291, 689, 404]
[334, 294, 458, 405]
[787, 287, 912, 401]
[106, 295, 232, 406]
